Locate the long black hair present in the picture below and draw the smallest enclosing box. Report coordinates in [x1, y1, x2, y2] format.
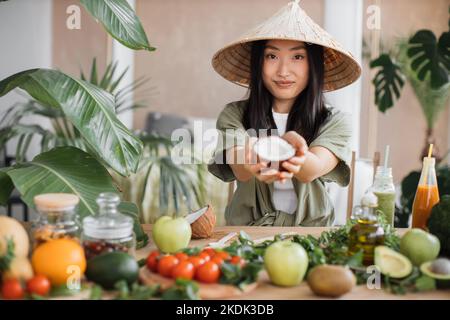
[243, 40, 330, 144]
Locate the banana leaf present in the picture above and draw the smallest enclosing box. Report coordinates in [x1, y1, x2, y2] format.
[0, 168, 14, 205]
[0, 69, 143, 176]
[80, 0, 155, 52]
[6, 146, 117, 216]
[118, 201, 149, 249]
[5, 146, 148, 248]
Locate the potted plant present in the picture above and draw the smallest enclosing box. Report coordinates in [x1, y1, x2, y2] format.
[0, 0, 156, 248]
[370, 9, 450, 161]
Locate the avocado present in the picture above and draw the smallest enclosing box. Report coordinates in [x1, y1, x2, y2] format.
[374, 246, 413, 278]
[85, 252, 139, 290]
[420, 258, 450, 289]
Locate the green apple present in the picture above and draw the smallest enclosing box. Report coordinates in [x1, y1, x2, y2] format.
[400, 228, 440, 266]
[152, 216, 192, 253]
[264, 240, 308, 287]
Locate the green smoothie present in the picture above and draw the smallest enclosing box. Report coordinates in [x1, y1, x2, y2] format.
[374, 191, 396, 226]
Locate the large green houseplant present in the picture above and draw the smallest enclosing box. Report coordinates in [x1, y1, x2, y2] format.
[370, 10, 450, 161]
[1, 59, 207, 224]
[0, 0, 155, 247]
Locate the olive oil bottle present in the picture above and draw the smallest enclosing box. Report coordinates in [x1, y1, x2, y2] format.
[348, 192, 385, 266]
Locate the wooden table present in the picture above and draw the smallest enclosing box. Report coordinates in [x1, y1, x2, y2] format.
[136, 225, 449, 300]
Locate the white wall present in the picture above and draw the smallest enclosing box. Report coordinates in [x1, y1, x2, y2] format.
[112, 0, 135, 129]
[323, 0, 363, 155]
[0, 0, 53, 160]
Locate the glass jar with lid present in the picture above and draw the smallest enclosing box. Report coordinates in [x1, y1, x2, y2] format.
[32, 193, 81, 248]
[81, 192, 135, 260]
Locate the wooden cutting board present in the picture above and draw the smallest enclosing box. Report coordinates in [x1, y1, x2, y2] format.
[139, 267, 258, 299]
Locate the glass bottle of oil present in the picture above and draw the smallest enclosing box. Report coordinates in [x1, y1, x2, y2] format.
[348, 191, 385, 266]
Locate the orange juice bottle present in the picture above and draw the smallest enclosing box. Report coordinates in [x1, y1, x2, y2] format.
[411, 157, 439, 230]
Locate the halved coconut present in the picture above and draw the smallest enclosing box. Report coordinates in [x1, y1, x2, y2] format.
[253, 136, 295, 162]
[185, 205, 216, 239]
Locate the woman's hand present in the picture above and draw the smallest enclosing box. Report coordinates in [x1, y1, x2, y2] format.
[229, 136, 297, 184]
[242, 137, 292, 184]
[280, 131, 308, 182]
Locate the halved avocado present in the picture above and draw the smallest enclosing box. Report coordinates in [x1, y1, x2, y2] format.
[420, 259, 450, 290]
[374, 246, 413, 278]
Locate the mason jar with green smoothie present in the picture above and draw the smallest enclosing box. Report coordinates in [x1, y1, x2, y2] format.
[371, 166, 396, 226]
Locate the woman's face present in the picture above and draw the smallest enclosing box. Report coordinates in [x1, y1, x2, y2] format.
[262, 40, 309, 106]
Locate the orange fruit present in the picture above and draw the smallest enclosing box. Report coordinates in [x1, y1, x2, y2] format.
[31, 239, 86, 286]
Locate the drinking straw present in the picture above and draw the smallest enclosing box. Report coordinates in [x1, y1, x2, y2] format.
[428, 144, 433, 158]
[383, 145, 390, 169]
[424, 144, 433, 185]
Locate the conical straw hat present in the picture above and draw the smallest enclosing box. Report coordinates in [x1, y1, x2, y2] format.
[212, 0, 361, 92]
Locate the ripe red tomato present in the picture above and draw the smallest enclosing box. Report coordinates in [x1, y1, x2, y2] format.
[26, 275, 51, 296]
[214, 250, 231, 261]
[188, 256, 206, 269]
[146, 250, 160, 272]
[171, 261, 195, 280]
[211, 256, 224, 266]
[195, 261, 221, 283]
[230, 255, 245, 267]
[201, 247, 216, 258]
[1, 279, 24, 300]
[175, 252, 189, 262]
[198, 251, 211, 262]
[157, 255, 179, 277]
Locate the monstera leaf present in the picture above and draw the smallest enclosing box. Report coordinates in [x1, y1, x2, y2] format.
[370, 54, 406, 112]
[80, 0, 155, 52]
[407, 30, 450, 89]
[0, 69, 143, 176]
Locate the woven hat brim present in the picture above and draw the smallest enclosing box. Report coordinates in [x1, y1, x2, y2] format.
[212, 37, 361, 92]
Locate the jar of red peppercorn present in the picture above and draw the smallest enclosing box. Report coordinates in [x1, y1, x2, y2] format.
[81, 193, 135, 260]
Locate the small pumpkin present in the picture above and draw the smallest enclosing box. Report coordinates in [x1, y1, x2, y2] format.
[185, 205, 216, 239]
[0, 216, 30, 258]
[2, 256, 34, 281]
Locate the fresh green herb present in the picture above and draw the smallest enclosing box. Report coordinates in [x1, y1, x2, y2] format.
[291, 235, 326, 270]
[113, 280, 159, 300]
[414, 275, 436, 292]
[49, 284, 82, 297]
[161, 279, 199, 300]
[29, 293, 47, 300]
[137, 258, 146, 268]
[181, 247, 202, 256]
[0, 237, 15, 273]
[219, 261, 263, 290]
[382, 267, 431, 294]
[89, 285, 103, 300]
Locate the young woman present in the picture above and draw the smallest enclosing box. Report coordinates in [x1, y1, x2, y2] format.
[208, 1, 361, 226]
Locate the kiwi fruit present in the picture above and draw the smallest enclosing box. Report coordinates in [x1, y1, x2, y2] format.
[307, 264, 356, 297]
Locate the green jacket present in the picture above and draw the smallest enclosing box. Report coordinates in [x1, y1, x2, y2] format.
[208, 100, 352, 226]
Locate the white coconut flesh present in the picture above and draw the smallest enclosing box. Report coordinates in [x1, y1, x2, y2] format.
[185, 205, 209, 224]
[253, 136, 295, 162]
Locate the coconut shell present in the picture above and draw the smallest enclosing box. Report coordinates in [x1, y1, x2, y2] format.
[191, 205, 216, 239]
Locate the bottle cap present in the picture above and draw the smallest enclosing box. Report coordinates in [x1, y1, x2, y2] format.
[82, 193, 133, 240]
[34, 193, 79, 211]
[376, 166, 392, 177]
[361, 191, 378, 208]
